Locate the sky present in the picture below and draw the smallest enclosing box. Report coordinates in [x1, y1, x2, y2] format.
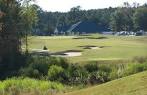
[36, 0, 147, 12]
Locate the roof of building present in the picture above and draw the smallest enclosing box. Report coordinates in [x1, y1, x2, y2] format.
[72, 21, 110, 33]
[55, 21, 110, 33]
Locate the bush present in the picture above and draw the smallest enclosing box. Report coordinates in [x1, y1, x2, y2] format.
[88, 70, 109, 84]
[48, 57, 69, 68]
[19, 67, 40, 78]
[18, 55, 147, 86]
[84, 63, 98, 72]
[48, 65, 64, 82]
[43, 46, 48, 50]
[124, 62, 147, 76]
[19, 56, 69, 79]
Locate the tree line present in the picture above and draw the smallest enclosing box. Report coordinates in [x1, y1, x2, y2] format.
[34, 2, 147, 35]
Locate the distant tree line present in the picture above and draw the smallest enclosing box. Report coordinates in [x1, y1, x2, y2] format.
[33, 2, 147, 35]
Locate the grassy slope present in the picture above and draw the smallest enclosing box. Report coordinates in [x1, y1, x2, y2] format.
[23, 35, 147, 63]
[63, 71, 147, 95]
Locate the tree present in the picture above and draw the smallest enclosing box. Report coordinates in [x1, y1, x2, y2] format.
[68, 6, 83, 24]
[110, 7, 134, 32]
[0, 0, 23, 79]
[133, 7, 147, 31]
[20, 0, 38, 53]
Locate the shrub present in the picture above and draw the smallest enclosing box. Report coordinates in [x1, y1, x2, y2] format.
[48, 65, 64, 82]
[43, 46, 48, 50]
[84, 63, 98, 72]
[89, 70, 109, 84]
[48, 57, 69, 68]
[124, 62, 147, 76]
[19, 56, 69, 79]
[18, 55, 147, 86]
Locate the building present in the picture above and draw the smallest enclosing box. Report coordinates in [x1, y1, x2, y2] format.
[54, 21, 110, 35]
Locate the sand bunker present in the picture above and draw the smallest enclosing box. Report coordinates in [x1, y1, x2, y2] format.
[90, 46, 99, 49]
[79, 45, 110, 50]
[51, 50, 82, 57]
[79, 45, 101, 49]
[31, 49, 49, 52]
[64, 52, 82, 57]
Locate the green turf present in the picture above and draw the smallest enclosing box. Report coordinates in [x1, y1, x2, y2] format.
[22, 34, 147, 63]
[60, 71, 147, 95]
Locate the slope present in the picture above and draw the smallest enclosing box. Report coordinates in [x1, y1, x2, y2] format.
[63, 71, 147, 95]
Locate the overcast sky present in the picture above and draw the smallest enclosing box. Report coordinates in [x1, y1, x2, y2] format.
[36, 0, 147, 12]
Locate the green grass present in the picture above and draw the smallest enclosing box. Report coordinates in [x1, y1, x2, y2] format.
[61, 71, 147, 95]
[0, 78, 64, 95]
[23, 34, 147, 63]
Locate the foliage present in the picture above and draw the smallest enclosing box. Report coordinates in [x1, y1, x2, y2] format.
[31, 3, 147, 35]
[0, 0, 22, 79]
[133, 7, 147, 31]
[20, 0, 38, 52]
[19, 55, 147, 86]
[20, 2, 38, 32]
[84, 63, 98, 73]
[48, 65, 64, 81]
[0, 77, 64, 95]
[1, 56, 147, 94]
[110, 7, 134, 31]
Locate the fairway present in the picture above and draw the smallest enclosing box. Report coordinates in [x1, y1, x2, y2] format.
[23, 34, 147, 63]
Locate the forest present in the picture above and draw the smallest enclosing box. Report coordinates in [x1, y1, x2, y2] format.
[34, 2, 147, 35]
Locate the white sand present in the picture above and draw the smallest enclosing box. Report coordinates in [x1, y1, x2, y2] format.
[31, 49, 49, 53]
[64, 52, 82, 57]
[52, 52, 82, 57]
[89, 46, 101, 50]
[90, 47, 98, 49]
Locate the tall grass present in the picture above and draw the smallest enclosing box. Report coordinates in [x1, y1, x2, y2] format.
[0, 78, 64, 95]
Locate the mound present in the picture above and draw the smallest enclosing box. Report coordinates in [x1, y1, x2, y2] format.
[63, 71, 147, 95]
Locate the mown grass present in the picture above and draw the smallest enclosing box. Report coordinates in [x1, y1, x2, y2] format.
[22, 34, 147, 63]
[0, 78, 64, 95]
[61, 71, 147, 95]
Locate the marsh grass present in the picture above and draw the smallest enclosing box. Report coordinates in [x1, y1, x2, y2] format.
[0, 78, 64, 95]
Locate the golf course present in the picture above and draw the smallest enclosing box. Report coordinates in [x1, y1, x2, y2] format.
[1, 1, 147, 94]
[23, 34, 147, 63]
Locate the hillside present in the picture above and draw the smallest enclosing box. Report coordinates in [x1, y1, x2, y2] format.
[63, 71, 147, 95]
